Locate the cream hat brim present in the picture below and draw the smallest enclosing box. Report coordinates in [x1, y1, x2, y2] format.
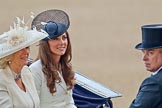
[0, 29, 47, 59]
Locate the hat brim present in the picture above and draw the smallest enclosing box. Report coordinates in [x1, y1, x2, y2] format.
[31, 9, 70, 31]
[135, 43, 143, 50]
[0, 30, 47, 59]
[135, 43, 162, 50]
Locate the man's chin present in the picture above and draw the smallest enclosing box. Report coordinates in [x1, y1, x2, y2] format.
[146, 68, 151, 71]
[146, 68, 154, 72]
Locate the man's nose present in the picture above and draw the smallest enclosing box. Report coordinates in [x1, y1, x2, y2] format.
[142, 54, 148, 61]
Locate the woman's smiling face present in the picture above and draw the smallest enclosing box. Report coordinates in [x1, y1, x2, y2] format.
[48, 33, 68, 57]
[12, 47, 29, 67]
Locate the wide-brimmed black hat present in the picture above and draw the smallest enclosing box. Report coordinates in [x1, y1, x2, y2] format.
[135, 24, 162, 50]
[31, 9, 70, 41]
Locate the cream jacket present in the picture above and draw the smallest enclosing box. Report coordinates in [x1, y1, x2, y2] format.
[0, 65, 40, 108]
[29, 60, 77, 108]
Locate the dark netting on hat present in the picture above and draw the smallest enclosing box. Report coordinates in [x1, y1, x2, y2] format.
[31, 9, 70, 31]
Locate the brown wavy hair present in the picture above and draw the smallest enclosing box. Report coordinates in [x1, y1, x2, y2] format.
[38, 32, 75, 94]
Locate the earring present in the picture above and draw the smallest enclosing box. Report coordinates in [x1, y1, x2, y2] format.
[8, 61, 12, 64]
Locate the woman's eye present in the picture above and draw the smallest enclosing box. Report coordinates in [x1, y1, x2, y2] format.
[53, 38, 58, 40]
[62, 36, 67, 40]
[26, 47, 30, 50]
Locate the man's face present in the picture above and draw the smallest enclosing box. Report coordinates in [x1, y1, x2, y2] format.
[142, 48, 162, 72]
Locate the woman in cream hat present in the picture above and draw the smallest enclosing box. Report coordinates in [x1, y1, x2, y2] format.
[29, 9, 77, 108]
[0, 17, 47, 108]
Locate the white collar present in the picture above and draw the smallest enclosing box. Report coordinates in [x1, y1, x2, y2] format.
[152, 66, 162, 76]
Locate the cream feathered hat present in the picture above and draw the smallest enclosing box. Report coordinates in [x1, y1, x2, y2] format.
[0, 16, 48, 59]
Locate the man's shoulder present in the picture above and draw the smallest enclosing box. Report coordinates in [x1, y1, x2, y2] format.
[153, 69, 162, 80]
[142, 70, 162, 87]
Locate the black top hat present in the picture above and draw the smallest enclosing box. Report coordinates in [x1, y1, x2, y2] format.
[135, 24, 162, 50]
[31, 9, 70, 41]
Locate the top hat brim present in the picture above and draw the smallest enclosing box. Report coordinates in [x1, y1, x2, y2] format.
[135, 43, 162, 50]
[135, 43, 143, 50]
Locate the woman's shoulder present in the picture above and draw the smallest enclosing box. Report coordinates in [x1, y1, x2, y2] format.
[0, 68, 11, 89]
[0, 68, 6, 76]
[21, 66, 33, 77]
[29, 59, 42, 69]
[29, 59, 43, 78]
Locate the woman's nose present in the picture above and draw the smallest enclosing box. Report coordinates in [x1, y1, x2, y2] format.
[59, 38, 64, 44]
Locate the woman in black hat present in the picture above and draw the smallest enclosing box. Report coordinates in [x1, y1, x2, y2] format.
[29, 9, 77, 108]
[129, 24, 162, 108]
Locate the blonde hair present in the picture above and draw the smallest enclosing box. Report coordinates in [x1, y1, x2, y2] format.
[0, 54, 13, 69]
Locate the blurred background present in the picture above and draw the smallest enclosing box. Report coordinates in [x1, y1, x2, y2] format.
[1, 0, 162, 107]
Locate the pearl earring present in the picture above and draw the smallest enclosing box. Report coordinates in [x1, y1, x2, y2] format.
[8, 61, 12, 64]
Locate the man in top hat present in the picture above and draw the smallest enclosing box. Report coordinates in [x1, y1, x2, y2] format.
[129, 24, 162, 108]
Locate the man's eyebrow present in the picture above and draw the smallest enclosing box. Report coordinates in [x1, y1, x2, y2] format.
[147, 49, 154, 51]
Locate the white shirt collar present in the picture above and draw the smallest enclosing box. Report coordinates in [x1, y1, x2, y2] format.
[152, 66, 162, 76]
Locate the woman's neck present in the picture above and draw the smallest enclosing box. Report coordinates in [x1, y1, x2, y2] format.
[9, 63, 22, 74]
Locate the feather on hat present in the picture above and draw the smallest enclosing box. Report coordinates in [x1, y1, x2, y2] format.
[0, 17, 48, 59]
